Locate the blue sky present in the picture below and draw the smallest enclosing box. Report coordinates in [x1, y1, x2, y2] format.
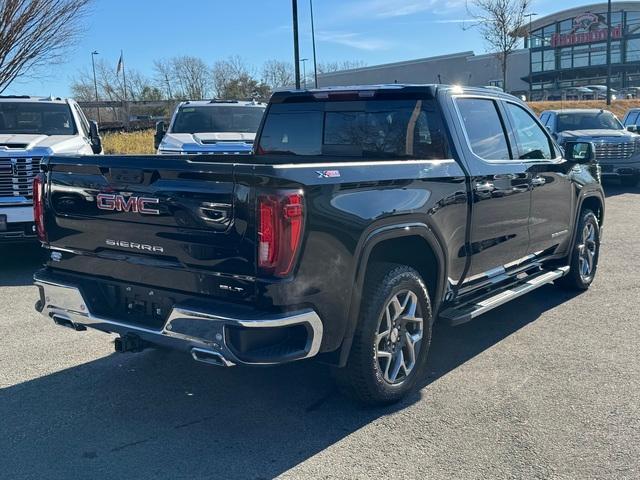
[7, 0, 592, 97]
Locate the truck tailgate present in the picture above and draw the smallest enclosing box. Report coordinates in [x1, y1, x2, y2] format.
[43, 155, 255, 301]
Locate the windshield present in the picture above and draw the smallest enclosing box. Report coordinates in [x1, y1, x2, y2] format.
[171, 106, 265, 134]
[556, 111, 623, 132]
[0, 102, 76, 135]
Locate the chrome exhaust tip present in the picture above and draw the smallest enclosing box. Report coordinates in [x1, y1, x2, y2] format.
[52, 315, 86, 331]
[191, 347, 234, 367]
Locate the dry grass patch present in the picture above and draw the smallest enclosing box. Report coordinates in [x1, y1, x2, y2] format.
[102, 130, 155, 155]
[528, 99, 640, 119]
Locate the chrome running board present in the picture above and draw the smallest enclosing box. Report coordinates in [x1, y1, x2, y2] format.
[440, 266, 570, 326]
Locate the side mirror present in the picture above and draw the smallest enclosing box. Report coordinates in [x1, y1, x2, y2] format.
[627, 125, 638, 133]
[564, 141, 596, 164]
[89, 121, 102, 154]
[154, 121, 166, 150]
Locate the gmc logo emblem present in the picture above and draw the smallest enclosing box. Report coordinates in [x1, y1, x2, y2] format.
[96, 194, 160, 215]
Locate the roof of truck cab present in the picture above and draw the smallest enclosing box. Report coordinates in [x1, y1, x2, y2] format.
[542, 109, 613, 114]
[179, 100, 266, 108]
[270, 84, 523, 103]
[0, 95, 70, 103]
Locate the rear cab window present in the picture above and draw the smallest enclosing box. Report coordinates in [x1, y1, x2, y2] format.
[256, 96, 450, 161]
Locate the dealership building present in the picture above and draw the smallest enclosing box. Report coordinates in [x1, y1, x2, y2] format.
[317, 2, 640, 100]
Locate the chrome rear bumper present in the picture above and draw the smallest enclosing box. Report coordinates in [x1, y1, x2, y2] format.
[34, 271, 323, 366]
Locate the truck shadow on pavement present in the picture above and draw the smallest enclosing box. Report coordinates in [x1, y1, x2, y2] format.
[0, 243, 45, 287]
[0, 284, 577, 479]
[602, 180, 640, 197]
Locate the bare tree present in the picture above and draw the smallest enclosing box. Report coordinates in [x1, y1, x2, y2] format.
[261, 60, 294, 90]
[153, 59, 175, 99]
[171, 55, 211, 100]
[465, 0, 532, 92]
[0, 0, 92, 93]
[211, 55, 254, 98]
[151, 56, 211, 100]
[71, 60, 162, 120]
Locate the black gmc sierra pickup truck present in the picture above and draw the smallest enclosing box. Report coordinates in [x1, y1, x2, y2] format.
[33, 85, 605, 405]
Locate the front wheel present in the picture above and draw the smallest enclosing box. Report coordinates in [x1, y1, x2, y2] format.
[557, 209, 600, 290]
[336, 263, 432, 406]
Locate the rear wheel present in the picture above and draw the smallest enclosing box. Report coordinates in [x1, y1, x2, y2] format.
[558, 209, 600, 290]
[336, 263, 432, 406]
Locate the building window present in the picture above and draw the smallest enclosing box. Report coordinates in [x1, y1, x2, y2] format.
[531, 28, 543, 48]
[560, 47, 572, 69]
[531, 50, 542, 72]
[590, 43, 607, 65]
[612, 41, 621, 64]
[626, 11, 640, 34]
[626, 38, 640, 62]
[543, 49, 555, 71]
[609, 11, 623, 26]
[559, 19, 572, 34]
[574, 45, 589, 67]
[542, 25, 555, 47]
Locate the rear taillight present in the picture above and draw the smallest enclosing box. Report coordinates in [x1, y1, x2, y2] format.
[258, 191, 304, 277]
[32, 174, 47, 243]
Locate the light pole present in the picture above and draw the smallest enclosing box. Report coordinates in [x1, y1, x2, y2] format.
[91, 50, 101, 123]
[301, 58, 308, 88]
[310, 0, 318, 88]
[292, 0, 301, 89]
[526, 12, 538, 100]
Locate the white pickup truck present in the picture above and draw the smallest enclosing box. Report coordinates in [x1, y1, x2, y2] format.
[155, 100, 266, 155]
[0, 96, 101, 242]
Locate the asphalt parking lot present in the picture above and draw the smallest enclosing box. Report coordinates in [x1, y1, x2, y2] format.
[0, 183, 638, 480]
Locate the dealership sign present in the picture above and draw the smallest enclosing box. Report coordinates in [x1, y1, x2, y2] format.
[551, 12, 622, 47]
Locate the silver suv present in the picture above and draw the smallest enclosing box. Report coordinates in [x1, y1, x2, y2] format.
[0, 95, 101, 242]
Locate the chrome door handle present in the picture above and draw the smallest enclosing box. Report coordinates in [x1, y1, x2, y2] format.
[474, 181, 495, 193]
[494, 173, 516, 180]
[531, 176, 546, 187]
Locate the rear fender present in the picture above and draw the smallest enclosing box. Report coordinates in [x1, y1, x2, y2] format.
[337, 222, 447, 367]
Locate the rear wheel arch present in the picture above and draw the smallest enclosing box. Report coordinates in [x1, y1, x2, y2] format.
[338, 224, 446, 367]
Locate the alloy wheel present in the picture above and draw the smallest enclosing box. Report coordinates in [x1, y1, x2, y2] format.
[375, 290, 424, 385]
[578, 222, 597, 282]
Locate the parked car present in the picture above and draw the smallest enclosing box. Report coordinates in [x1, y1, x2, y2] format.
[540, 108, 640, 186]
[33, 85, 604, 405]
[155, 100, 266, 155]
[585, 85, 617, 100]
[0, 95, 101, 243]
[564, 87, 596, 101]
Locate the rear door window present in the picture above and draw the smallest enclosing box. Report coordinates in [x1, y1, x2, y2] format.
[258, 99, 449, 160]
[456, 97, 511, 160]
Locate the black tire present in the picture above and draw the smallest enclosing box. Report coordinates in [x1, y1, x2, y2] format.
[336, 263, 432, 406]
[557, 209, 600, 290]
[620, 175, 639, 188]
